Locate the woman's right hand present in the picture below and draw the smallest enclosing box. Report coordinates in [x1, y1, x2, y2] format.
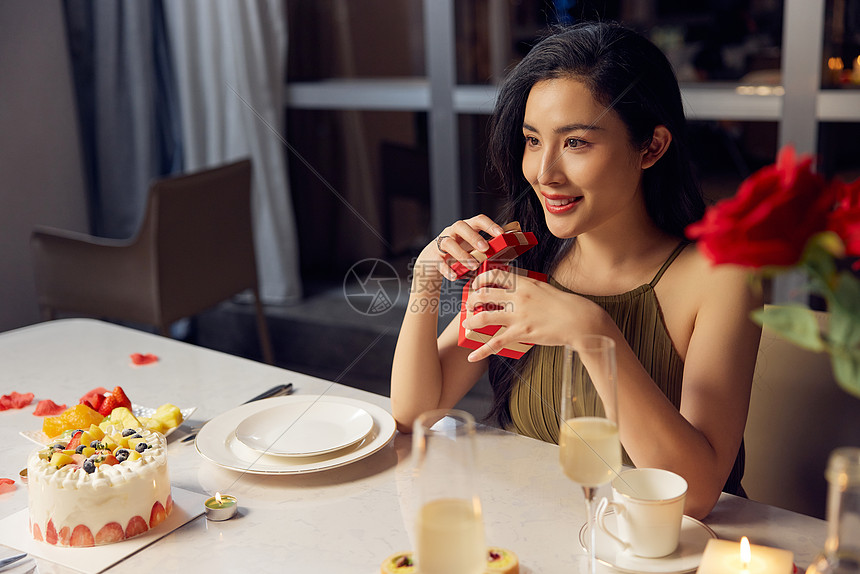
[418, 215, 506, 282]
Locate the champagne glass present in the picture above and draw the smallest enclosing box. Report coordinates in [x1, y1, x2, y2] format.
[559, 335, 622, 573]
[413, 409, 485, 574]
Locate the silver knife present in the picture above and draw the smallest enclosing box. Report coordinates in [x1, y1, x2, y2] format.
[0, 553, 27, 571]
[180, 383, 294, 443]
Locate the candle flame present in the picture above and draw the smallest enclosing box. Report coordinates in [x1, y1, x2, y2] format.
[215, 492, 222, 504]
[828, 57, 844, 71]
[740, 536, 751, 567]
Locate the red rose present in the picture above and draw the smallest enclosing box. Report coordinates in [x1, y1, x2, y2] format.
[686, 146, 834, 268]
[827, 176, 860, 257]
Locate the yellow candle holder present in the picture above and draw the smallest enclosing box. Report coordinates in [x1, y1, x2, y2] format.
[204, 493, 238, 521]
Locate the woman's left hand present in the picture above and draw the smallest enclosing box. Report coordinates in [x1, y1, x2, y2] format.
[461, 268, 604, 361]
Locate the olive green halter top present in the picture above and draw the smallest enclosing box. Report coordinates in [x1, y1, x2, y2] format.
[506, 241, 745, 495]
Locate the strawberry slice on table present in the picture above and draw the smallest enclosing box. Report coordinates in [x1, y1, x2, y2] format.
[110, 386, 132, 410]
[98, 395, 120, 417]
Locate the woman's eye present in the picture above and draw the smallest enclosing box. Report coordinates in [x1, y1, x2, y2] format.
[525, 136, 540, 147]
[565, 138, 586, 149]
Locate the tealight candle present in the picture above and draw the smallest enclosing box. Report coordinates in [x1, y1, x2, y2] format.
[204, 492, 238, 521]
[697, 538, 794, 574]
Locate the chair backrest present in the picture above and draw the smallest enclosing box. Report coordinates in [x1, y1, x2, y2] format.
[744, 306, 860, 518]
[143, 159, 259, 325]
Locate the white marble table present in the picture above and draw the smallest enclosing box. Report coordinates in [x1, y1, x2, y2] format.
[0, 319, 826, 573]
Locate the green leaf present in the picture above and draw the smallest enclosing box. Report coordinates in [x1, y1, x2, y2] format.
[752, 305, 826, 352]
[830, 272, 860, 332]
[800, 233, 840, 298]
[831, 348, 860, 399]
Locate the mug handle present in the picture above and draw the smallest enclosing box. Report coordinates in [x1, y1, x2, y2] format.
[596, 497, 630, 552]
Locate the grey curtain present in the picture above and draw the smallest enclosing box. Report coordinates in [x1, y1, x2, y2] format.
[63, 0, 183, 238]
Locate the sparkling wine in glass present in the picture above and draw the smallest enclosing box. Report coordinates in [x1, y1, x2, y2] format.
[413, 409, 485, 574]
[559, 335, 622, 573]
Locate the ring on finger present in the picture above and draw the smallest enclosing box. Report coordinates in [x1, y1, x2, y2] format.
[436, 235, 450, 253]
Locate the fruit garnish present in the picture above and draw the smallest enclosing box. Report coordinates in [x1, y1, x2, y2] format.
[95, 522, 125, 544]
[46, 520, 58, 545]
[66, 430, 84, 451]
[70, 525, 94, 547]
[78, 387, 108, 411]
[125, 516, 148, 538]
[42, 404, 104, 438]
[101, 406, 141, 431]
[149, 501, 166, 528]
[110, 386, 132, 410]
[98, 395, 120, 417]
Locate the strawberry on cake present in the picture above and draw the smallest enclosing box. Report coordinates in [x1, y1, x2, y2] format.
[27, 424, 172, 547]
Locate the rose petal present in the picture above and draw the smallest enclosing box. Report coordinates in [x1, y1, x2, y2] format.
[33, 399, 69, 416]
[0, 391, 35, 411]
[0, 478, 15, 494]
[130, 353, 159, 366]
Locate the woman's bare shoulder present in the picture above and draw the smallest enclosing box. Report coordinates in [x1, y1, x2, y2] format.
[684, 243, 752, 287]
[656, 242, 760, 359]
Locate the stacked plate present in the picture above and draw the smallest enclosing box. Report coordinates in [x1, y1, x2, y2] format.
[195, 395, 396, 474]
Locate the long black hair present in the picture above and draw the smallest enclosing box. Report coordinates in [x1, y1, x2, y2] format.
[486, 21, 705, 428]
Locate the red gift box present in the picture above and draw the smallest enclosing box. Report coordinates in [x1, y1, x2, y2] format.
[458, 263, 548, 359]
[450, 230, 538, 280]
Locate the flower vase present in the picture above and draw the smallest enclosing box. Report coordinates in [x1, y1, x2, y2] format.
[806, 447, 860, 573]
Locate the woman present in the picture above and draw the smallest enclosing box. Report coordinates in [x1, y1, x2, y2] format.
[390, 21, 761, 519]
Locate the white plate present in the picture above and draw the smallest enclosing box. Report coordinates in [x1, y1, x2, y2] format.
[235, 400, 374, 457]
[19, 404, 196, 446]
[579, 511, 717, 574]
[195, 395, 396, 474]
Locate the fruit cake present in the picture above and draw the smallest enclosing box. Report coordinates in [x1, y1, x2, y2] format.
[27, 425, 172, 546]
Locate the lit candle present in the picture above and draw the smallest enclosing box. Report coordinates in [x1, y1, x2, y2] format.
[852, 56, 860, 85]
[204, 492, 238, 521]
[697, 538, 794, 574]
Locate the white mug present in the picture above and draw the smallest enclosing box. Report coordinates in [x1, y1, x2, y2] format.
[596, 468, 688, 558]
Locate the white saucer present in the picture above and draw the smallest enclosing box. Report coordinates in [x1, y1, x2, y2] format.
[579, 512, 717, 574]
[195, 394, 396, 475]
[235, 399, 374, 457]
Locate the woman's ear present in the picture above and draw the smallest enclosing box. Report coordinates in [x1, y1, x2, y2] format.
[641, 125, 672, 169]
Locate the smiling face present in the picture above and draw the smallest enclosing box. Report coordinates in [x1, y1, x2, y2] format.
[522, 77, 650, 240]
